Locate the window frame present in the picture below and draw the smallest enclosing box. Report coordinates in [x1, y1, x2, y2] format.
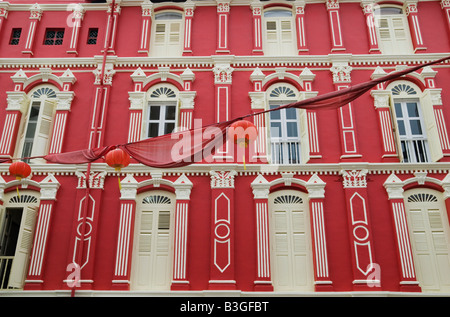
[15, 85, 57, 163]
[373, 5, 414, 54]
[150, 10, 184, 57]
[9, 28, 22, 45]
[43, 28, 65, 46]
[144, 85, 179, 139]
[262, 8, 297, 56]
[87, 28, 99, 45]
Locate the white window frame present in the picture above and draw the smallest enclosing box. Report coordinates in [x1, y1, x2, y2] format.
[374, 6, 414, 55]
[388, 81, 443, 163]
[144, 85, 179, 139]
[0, 190, 39, 290]
[15, 85, 57, 163]
[267, 84, 303, 165]
[262, 8, 297, 56]
[130, 190, 175, 291]
[150, 11, 184, 57]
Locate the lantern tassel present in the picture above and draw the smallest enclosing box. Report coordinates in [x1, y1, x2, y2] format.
[243, 153, 246, 170]
[116, 168, 122, 191]
[16, 176, 21, 199]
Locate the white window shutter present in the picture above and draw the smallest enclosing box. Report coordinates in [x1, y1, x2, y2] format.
[152, 21, 182, 57]
[389, 95, 405, 162]
[299, 109, 310, 164]
[421, 94, 443, 162]
[8, 206, 37, 289]
[31, 100, 54, 158]
[377, 15, 412, 54]
[280, 20, 294, 54]
[265, 21, 279, 56]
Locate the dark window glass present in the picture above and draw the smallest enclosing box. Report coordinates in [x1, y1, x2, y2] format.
[10, 28, 22, 45]
[87, 28, 98, 45]
[44, 29, 65, 45]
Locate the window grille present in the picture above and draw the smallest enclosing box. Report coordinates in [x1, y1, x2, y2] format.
[44, 29, 64, 45]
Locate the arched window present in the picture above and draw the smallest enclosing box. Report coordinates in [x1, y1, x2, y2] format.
[373, 6, 413, 54]
[404, 188, 450, 292]
[388, 81, 433, 163]
[0, 190, 39, 289]
[144, 85, 179, 138]
[151, 11, 184, 57]
[131, 190, 175, 290]
[267, 84, 302, 164]
[269, 190, 313, 291]
[16, 85, 57, 163]
[263, 8, 296, 56]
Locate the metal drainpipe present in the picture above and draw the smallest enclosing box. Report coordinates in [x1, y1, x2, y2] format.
[71, 0, 116, 297]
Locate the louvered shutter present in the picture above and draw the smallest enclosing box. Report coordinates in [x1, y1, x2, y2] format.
[299, 109, 310, 164]
[152, 21, 182, 57]
[31, 100, 54, 158]
[8, 206, 37, 288]
[421, 94, 443, 162]
[153, 23, 166, 56]
[265, 21, 279, 56]
[265, 18, 295, 55]
[389, 96, 405, 162]
[377, 15, 412, 54]
[280, 20, 294, 54]
[167, 22, 181, 56]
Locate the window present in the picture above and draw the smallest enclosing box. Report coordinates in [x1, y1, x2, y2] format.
[9, 28, 22, 45]
[374, 7, 413, 54]
[268, 85, 301, 164]
[131, 191, 175, 290]
[151, 12, 183, 57]
[269, 190, 313, 291]
[145, 86, 178, 138]
[17, 86, 56, 163]
[0, 191, 39, 290]
[404, 189, 450, 292]
[44, 29, 65, 45]
[394, 101, 430, 163]
[87, 28, 98, 45]
[263, 9, 296, 56]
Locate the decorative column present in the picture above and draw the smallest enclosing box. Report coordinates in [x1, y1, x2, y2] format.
[361, 0, 380, 53]
[212, 58, 234, 161]
[442, 0, 450, 36]
[294, 1, 308, 54]
[208, 170, 236, 290]
[0, 2, 9, 35]
[112, 174, 138, 290]
[65, 169, 106, 290]
[171, 174, 193, 290]
[105, 0, 121, 54]
[442, 173, 450, 225]
[49, 69, 76, 154]
[249, 68, 266, 162]
[179, 68, 196, 131]
[90, 60, 116, 148]
[183, 1, 195, 55]
[24, 174, 60, 290]
[405, 1, 426, 52]
[250, 0, 263, 55]
[0, 91, 28, 157]
[22, 3, 43, 56]
[383, 173, 421, 291]
[138, 2, 153, 55]
[251, 174, 272, 291]
[305, 174, 333, 291]
[326, 0, 345, 52]
[67, 4, 86, 55]
[330, 60, 361, 160]
[216, 0, 231, 54]
[341, 169, 379, 290]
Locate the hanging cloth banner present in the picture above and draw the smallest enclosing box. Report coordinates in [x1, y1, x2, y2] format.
[4, 55, 449, 168]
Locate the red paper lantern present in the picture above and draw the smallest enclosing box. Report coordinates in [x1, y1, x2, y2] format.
[228, 120, 258, 148]
[9, 161, 31, 180]
[105, 148, 130, 171]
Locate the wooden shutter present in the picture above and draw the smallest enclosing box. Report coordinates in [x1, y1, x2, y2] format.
[265, 20, 279, 56]
[152, 21, 182, 57]
[8, 206, 37, 288]
[377, 15, 412, 54]
[265, 18, 295, 55]
[280, 20, 294, 54]
[389, 95, 405, 162]
[421, 95, 443, 162]
[299, 109, 310, 164]
[31, 100, 54, 158]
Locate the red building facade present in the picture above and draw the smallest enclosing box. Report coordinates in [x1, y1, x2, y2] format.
[0, 0, 450, 295]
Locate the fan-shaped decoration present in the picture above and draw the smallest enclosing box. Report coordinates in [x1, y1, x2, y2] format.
[269, 86, 296, 98]
[407, 193, 438, 203]
[391, 84, 417, 96]
[9, 194, 38, 204]
[150, 87, 176, 99]
[274, 195, 303, 204]
[31, 87, 57, 99]
[142, 195, 172, 204]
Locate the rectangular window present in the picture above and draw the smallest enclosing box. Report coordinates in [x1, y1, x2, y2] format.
[87, 28, 98, 45]
[146, 103, 177, 138]
[263, 10, 296, 56]
[9, 28, 22, 45]
[44, 29, 65, 45]
[394, 101, 430, 163]
[269, 103, 301, 164]
[374, 11, 413, 54]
